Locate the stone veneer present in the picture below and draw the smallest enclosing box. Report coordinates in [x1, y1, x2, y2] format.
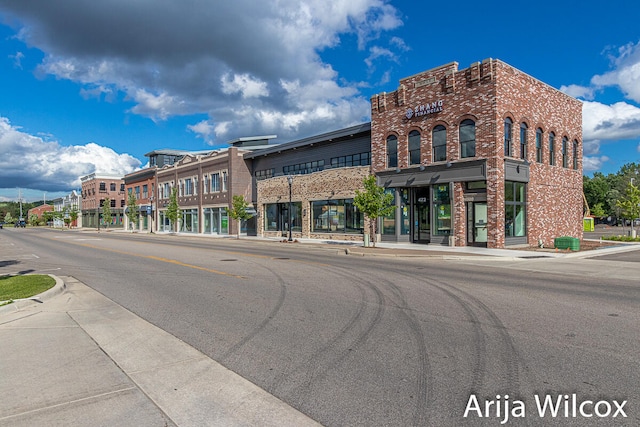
[370, 59, 583, 248]
[257, 166, 371, 240]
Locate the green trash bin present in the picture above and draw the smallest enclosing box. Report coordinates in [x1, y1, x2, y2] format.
[554, 236, 580, 251]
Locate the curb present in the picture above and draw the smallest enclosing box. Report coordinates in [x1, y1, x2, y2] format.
[0, 274, 66, 314]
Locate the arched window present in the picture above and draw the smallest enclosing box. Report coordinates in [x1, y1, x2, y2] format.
[549, 132, 556, 166]
[520, 123, 528, 160]
[561, 137, 568, 168]
[572, 140, 579, 170]
[408, 130, 421, 165]
[504, 118, 513, 157]
[535, 128, 543, 163]
[386, 135, 398, 168]
[459, 119, 476, 158]
[432, 125, 447, 162]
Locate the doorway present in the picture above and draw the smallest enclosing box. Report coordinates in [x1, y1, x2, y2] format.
[467, 202, 488, 246]
[412, 188, 430, 243]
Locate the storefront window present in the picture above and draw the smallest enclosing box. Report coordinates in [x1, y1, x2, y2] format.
[400, 189, 410, 235]
[181, 208, 198, 233]
[311, 199, 363, 233]
[382, 189, 396, 235]
[505, 181, 526, 237]
[264, 202, 302, 233]
[433, 184, 451, 236]
[203, 207, 228, 234]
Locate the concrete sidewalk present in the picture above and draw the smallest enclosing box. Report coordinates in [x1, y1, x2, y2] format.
[0, 277, 321, 427]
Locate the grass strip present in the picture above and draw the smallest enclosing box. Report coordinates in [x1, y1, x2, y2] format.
[0, 274, 56, 301]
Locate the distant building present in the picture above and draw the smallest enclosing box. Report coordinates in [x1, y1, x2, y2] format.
[80, 173, 126, 228]
[27, 204, 53, 223]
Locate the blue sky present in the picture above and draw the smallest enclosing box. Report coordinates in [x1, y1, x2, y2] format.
[1, 0, 639, 201]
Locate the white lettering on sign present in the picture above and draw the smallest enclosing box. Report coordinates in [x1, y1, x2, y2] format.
[405, 100, 443, 119]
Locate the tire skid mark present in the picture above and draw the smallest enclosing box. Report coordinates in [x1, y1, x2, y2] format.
[373, 276, 434, 427]
[220, 262, 287, 361]
[272, 265, 385, 398]
[392, 267, 523, 396]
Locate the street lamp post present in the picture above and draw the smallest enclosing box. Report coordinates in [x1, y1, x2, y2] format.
[287, 175, 293, 242]
[150, 196, 154, 233]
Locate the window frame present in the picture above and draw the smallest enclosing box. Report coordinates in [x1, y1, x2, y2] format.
[408, 130, 421, 165]
[520, 123, 528, 160]
[386, 135, 398, 168]
[504, 118, 513, 157]
[459, 119, 476, 159]
[432, 125, 447, 162]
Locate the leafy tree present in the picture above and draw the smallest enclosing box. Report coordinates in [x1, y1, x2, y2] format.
[590, 203, 606, 218]
[4, 212, 13, 224]
[354, 175, 395, 247]
[126, 191, 139, 231]
[228, 195, 253, 239]
[102, 198, 112, 229]
[69, 207, 79, 228]
[29, 213, 39, 226]
[616, 182, 640, 234]
[165, 187, 181, 232]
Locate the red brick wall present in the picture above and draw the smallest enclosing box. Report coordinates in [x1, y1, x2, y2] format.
[370, 59, 583, 248]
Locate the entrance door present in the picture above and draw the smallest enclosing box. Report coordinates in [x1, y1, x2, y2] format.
[412, 188, 430, 243]
[467, 202, 488, 246]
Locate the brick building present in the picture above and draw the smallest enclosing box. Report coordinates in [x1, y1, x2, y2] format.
[370, 59, 583, 248]
[247, 123, 371, 240]
[80, 173, 126, 228]
[155, 140, 267, 234]
[123, 168, 157, 232]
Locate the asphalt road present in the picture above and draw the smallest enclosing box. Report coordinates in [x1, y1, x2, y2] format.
[2, 228, 639, 426]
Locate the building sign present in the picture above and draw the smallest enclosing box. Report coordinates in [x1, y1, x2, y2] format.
[405, 100, 444, 119]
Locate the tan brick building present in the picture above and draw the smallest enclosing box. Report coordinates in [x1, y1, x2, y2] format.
[370, 59, 583, 248]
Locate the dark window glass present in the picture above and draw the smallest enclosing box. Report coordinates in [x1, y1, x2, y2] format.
[572, 140, 579, 170]
[520, 123, 528, 160]
[432, 125, 447, 162]
[562, 137, 568, 168]
[459, 119, 475, 158]
[504, 118, 513, 156]
[505, 181, 527, 237]
[535, 128, 543, 163]
[408, 130, 421, 165]
[549, 132, 556, 165]
[386, 135, 398, 168]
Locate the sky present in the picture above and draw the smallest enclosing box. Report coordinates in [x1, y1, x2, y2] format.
[1, 0, 639, 202]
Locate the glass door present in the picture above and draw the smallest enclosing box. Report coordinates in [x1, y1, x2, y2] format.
[467, 202, 488, 246]
[412, 188, 430, 243]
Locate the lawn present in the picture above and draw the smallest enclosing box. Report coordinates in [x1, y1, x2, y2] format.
[0, 274, 56, 303]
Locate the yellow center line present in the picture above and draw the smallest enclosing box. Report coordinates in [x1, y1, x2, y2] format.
[75, 242, 246, 279]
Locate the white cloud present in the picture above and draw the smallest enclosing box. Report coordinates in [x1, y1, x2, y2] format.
[560, 84, 595, 100]
[1, 0, 403, 144]
[0, 116, 140, 192]
[582, 101, 640, 142]
[591, 41, 640, 103]
[583, 155, 610, 173]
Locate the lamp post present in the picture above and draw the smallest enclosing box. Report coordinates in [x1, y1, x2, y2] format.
[150, 196, 154, 233]
[287, 175, 293, 242]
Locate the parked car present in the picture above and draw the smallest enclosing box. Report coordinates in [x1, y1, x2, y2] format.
[0, 221, 4, 229]
[15, 220, 26, 228]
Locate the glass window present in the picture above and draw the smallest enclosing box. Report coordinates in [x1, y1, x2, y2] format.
[504, 118, 513, 157]
[99, 182, 106, 191]
[382, 189, 396, 235]
[505, 181, 527, 237]
[222, 171, 228, 191]
[549, 132, 555, 166]
[110, 183, 116, 191]
[572, 140, 579, 170]
[562, 137, 568, 168]
[386, 135, 398, 168]
[433, 184, 451, 236]
[459, 119, 475, 158]
[311, 199, 364, 234]
[211, 173, 220, 192]
[184, 178, 192, 195]
[520, 123, 528, 160]
[432, 125, 447, 162]
[408, 131, 421, 165]
[535, 128, 543, 163]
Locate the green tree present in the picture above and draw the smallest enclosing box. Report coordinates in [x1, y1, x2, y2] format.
[616, 181, 640, 235]
[4, 212, 13, 224]
[102, 198, 112, 229]
[165, 187, 180, 232]
[69, 207, 79, 228]
[228, 195, 253, 239]
[126, 191, 139, 232]
[353, 175, 395, 247]
[29, 213, 39, 226]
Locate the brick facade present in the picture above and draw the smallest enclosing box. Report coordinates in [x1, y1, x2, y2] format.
[371, 59, 583, 248]
[80, 174, 126, 228]
[257, 166, 371, 240]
